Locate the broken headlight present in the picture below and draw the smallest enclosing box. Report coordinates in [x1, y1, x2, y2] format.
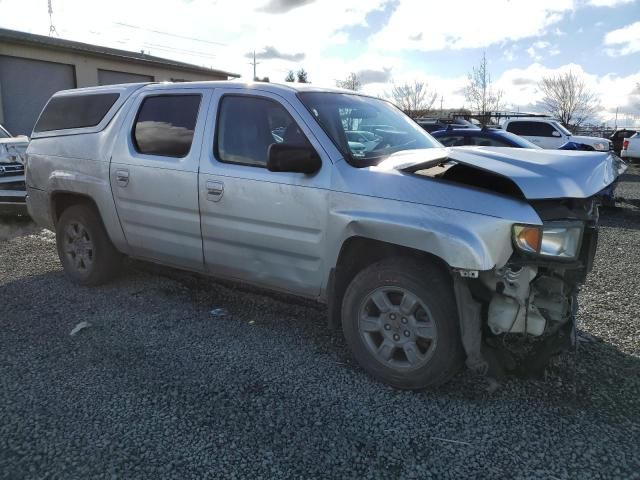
[513, 223, 583, 259]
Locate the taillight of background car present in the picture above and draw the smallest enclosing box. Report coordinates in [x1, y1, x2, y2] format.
[622, 139, 629, 151]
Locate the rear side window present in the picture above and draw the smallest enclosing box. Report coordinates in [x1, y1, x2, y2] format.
[34, 93, 119, 132]
[507, 121, 557, 137]
[506, 121, 532, 135]
[215, 95, 310, 167]
[133, 95, 201, 158]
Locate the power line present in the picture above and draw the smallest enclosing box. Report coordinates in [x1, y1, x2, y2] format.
[114, 22, 227, 47]
[142, 42, 217, 59]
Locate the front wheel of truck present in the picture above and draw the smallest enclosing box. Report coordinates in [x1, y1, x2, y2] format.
[55, 204, 122, 286]
[341, 257, 464, 390]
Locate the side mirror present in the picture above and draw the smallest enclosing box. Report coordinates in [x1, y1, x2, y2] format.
[551, 131, 562, 138]
[267, 143, 321, 174]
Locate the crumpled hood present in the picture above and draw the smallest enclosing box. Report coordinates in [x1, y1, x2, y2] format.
[380, 146, 626, 200]
[0, 137, 28, 165]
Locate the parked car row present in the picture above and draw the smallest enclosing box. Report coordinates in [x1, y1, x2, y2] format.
[25, 82, 626, 389]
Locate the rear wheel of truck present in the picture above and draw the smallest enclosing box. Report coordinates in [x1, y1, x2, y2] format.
[55, 204, 121, 286]
[341, 257, 463, 390]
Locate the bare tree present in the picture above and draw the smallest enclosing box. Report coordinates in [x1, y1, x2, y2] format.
[336, 72, 362, 91]
[284, 70, 295, 82]
[465, 53, 504, 124]
[387, 80, 438, 117]
[537, 70, 600, 129]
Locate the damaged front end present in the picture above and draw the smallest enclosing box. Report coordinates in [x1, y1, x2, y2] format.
[456, 196, 600, 377]
[382, 146, 620, 377]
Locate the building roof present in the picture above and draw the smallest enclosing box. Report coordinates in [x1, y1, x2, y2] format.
[0, 27, 240, 79]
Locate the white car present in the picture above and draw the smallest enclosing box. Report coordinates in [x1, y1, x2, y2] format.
[621, 133, 640, 161]
[503, 117, 612, 151]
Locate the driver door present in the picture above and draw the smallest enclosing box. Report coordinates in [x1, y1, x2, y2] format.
[198, 89, 332, 297]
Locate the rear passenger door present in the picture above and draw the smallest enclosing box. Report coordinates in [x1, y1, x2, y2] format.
[110, 87, 211, 270]
[198, 89, 331, 297]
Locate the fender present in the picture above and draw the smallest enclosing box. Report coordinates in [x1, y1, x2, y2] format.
[46, 164, 130, 254]
[325, 196, 524, 278]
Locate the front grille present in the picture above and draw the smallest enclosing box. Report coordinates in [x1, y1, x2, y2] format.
[0, 162, 24, 177]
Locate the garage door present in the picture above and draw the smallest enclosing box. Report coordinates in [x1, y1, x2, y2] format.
[0, 55, 76, 136]
[98, 69, 153, 86]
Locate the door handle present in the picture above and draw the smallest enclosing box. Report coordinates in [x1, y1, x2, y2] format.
[206, 180, 224, 202]
[115, 169, 129, 187]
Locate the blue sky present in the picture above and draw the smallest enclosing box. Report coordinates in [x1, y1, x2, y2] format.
[2, 0, 640, 125]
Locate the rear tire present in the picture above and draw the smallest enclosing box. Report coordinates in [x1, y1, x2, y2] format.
[55, 204, 121, 286]
[341, 257, 463, 390]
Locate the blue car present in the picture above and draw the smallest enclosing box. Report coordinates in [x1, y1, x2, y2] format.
[431, 127, 542, 148]
[432, 127, 598, 151]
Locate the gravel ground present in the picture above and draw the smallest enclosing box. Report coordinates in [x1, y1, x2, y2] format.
[1, 167, 639, 479]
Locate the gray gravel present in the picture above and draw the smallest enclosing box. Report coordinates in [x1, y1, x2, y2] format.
[1, 167, 639, 479]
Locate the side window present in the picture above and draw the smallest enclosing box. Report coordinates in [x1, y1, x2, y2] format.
[216, 95, 310, 167]
[133, 94, 201, 158]
[438, 135, 466, 147]
[532, 122, 558, 137]
[506, 121, 531, 135]
[468, 135, 512, 147]
[34, 93, 119, 133]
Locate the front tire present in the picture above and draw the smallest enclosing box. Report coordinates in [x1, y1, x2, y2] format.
[55, 204, 122, 286]
[341, 257, 463, 390]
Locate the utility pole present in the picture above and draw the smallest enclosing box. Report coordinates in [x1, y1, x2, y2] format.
[614, 107, 618, 129]
[48, 0, 58, 36]
[248, 50, 260, 81]
[440, 95, 443, 116]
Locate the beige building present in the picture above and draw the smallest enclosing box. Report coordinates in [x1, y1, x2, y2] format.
[0, 27, 239, 135]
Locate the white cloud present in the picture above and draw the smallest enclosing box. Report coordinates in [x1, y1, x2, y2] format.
[0, 0, 386, 81]
[604, 21, 640, 56]
[496, 63, 640, 125]
[587, 0, 636, 6]
[526, 41, 555, 61]
[370, 0, 575, 52]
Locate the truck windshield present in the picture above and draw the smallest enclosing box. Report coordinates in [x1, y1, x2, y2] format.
[298, 92, 441, 167]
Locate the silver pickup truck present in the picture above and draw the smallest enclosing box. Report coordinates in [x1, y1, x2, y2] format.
[25, 82, 624, 389]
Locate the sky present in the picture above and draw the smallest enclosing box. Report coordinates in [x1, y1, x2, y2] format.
[1, 0, 640, 126]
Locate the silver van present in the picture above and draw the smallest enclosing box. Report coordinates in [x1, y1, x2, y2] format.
[25, 82, 624, 389]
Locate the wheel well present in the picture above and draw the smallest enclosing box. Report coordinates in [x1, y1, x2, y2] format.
[51, 192, 98, 225]
[327, 236, 451, 329]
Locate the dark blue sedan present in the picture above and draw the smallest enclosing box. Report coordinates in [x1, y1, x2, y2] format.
[431, 127, 542, 148]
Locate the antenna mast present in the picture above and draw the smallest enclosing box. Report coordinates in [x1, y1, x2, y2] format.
[48, 0, 58, 36]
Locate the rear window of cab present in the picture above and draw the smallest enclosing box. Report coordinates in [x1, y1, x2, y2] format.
[34, 93, 120, 133]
